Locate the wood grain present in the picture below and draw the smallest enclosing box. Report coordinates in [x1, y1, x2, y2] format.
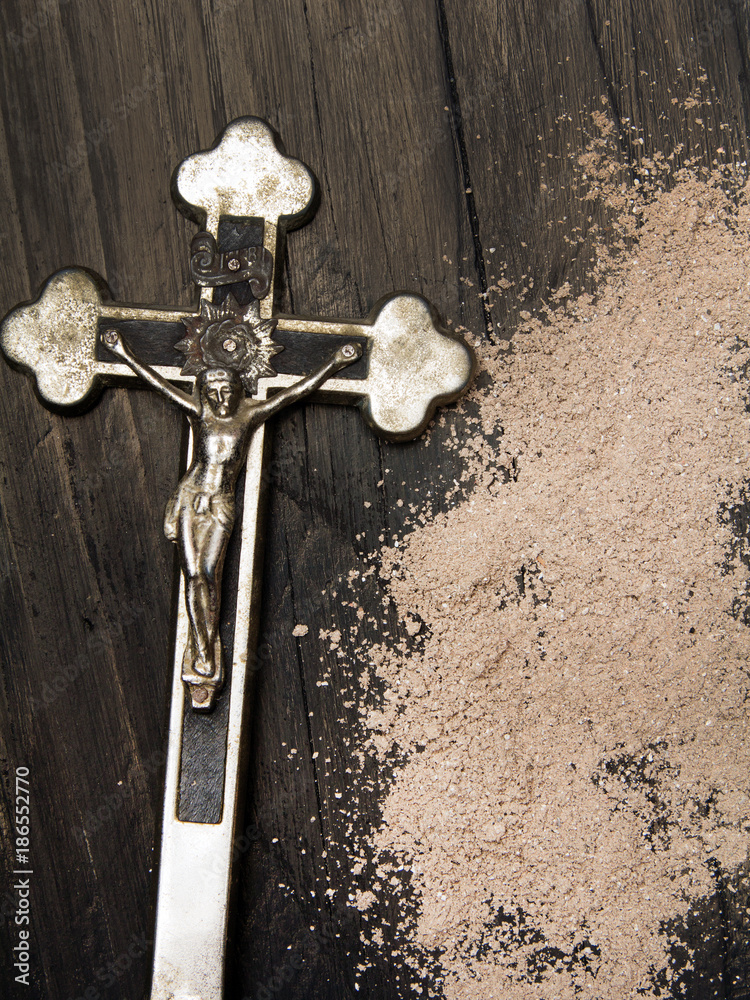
[0, 2, 747, 998]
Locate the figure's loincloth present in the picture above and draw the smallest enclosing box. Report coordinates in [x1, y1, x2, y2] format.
[164, 482, 235, 541]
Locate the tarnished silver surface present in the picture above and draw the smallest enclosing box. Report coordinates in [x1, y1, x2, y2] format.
[1, 269, 104, 407]
[347, 293, 473, 439]
[0, 117, 476, 1000]
[173, 117, 314, 234]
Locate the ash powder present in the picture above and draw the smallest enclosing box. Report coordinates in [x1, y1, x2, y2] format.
[347, 173, 750, 998]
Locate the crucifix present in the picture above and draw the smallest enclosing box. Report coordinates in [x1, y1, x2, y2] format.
[1, 118, 474, 999]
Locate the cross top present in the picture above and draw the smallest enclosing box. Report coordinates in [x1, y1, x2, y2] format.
[175, 117, 315, 232]
[1, 117, 474, 1000]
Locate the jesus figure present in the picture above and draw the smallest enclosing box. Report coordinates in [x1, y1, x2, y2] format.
[101, 296, 361, 710]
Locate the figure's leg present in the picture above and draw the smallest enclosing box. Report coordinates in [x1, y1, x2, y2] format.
[198, 518, 231, 680]
[179, 501, 214, 677]
[185, 580, 213, 674]
[177, 495, 233, 708]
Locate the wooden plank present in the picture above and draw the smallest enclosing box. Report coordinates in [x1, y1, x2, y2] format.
[0, 1, 476, 996]
[586, 0, 750, 167]
[437, 0, 618, 338]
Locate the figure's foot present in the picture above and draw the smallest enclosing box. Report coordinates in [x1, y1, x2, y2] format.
[193, 656, 213, 677]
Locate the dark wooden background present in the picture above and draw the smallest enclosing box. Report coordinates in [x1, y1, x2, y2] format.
[1, 2, 749, 998]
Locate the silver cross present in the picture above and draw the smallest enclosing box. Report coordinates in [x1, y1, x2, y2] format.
[1, 118, 474, 999]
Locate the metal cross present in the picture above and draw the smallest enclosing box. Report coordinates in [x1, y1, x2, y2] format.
[0, 118, 474, 999]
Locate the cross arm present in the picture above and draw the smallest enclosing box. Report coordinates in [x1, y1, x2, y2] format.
[0, 270, 475, 438]
[270, 295, 475, 439]
[0, 269, 192, 409]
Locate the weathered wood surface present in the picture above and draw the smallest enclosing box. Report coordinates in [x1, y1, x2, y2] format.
[0, 2, 748, 998]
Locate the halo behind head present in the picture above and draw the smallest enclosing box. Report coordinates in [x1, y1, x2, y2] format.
[176, 294, 283, 394]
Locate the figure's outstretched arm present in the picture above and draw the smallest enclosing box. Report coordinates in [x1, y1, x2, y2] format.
[250, 342, 362, 423]
[101, 329, 200, 416]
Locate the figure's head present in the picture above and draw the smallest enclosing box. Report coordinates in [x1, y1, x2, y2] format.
[198, 368, 243, 417]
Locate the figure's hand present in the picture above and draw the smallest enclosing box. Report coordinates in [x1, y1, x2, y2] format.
[332, 342, 362, 368]
[101, 328, 126, 356]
